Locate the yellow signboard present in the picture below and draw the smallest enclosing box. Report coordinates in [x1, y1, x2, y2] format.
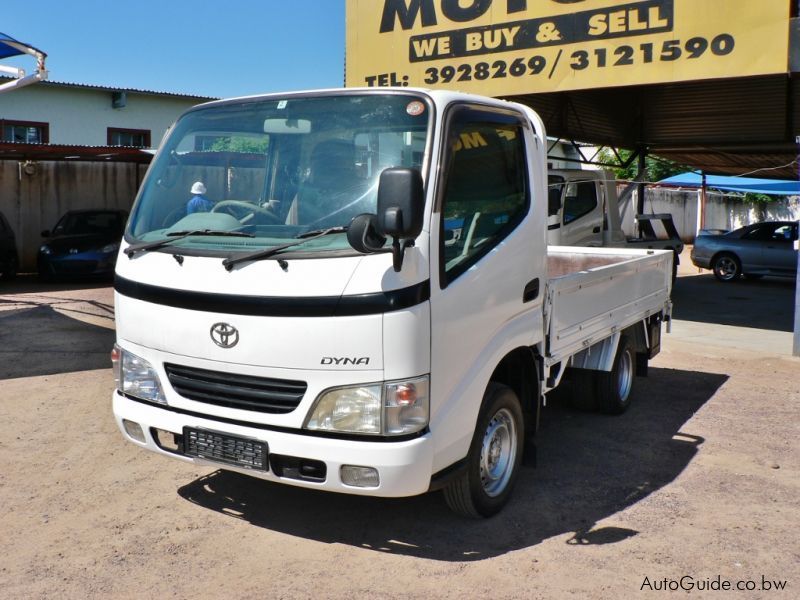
[345, 0, 790, 94]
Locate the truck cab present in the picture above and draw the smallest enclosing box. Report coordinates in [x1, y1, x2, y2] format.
[547, 169, 606, 247]
[548, 168, 684, 276]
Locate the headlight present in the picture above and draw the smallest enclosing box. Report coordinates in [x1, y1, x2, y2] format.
[101, 242, 119, 254]
[110, 344, 167, 405]
[39, 245, 52, 255]
[305, 375, 429, 436]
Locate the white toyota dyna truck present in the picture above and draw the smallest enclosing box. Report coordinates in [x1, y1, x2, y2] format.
[112, 88, 672, 517]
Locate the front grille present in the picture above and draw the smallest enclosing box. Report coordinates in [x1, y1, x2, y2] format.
[164, 363, 307, 414]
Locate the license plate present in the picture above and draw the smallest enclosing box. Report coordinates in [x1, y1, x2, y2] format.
[183, 427, 268, 471]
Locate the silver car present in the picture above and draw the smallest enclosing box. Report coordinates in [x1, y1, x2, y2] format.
[691, 221, 799, 282]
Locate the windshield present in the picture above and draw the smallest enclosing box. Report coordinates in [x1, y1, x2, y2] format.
[55, 211, 125, 236]
[128, 93, 430, 255]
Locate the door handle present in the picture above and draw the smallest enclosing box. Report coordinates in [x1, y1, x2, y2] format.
[523, 278, 539, 303]
[592, 226, 601, 234]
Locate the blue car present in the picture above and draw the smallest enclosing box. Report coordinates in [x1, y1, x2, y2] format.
[691, 221, 798, 282]
[38, 209, 127, 279]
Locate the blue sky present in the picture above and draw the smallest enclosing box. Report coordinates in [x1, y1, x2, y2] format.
[1, 0, 345, 98]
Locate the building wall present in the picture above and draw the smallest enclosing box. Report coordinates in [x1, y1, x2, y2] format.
[0, 160, 147, 270]
[0, 84, 206, 146]
[619, 186, 800, 243]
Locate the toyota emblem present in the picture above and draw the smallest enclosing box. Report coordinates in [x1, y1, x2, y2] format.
[210, 323, 239, 348]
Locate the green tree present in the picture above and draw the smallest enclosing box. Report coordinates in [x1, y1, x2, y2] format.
[596, 148, 685, 182]
[743, 192, 773, 203]
[210, 135, 269, 154]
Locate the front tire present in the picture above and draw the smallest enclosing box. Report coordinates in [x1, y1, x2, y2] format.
[712, 253, 741, 282]
[444, 383, 524, 518]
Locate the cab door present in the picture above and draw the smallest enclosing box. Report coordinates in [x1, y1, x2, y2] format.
[427, 104, 546, 468]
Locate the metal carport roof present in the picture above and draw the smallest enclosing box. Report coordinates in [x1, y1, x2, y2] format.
[509, 72, 799, 179]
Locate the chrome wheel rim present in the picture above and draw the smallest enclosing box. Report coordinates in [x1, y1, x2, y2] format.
[479, 408, 517, 498]
[715, 257, 738, 280]
[617, 349, 633, 403]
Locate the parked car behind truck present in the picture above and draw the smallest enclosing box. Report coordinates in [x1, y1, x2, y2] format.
[38, 209, 127, 279]
[691, 221, 799, 282]
[0, 210, 19, 280]
[112, 89, 672, 517]
[0, 212, 19, 280]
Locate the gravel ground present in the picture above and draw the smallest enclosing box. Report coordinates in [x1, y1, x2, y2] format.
[0, 269, 798, 599]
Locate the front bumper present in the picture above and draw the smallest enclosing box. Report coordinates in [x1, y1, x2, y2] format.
[113, 392, 434, 497]
[38, 253, 116, 277]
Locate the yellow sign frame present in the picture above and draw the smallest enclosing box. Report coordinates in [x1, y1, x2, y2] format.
[346, 0, 790, 94]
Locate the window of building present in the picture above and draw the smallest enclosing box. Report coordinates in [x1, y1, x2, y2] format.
[107, 128, 151, 148]
[1, 120, 49, 144]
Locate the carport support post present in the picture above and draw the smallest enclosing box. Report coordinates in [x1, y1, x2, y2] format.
[636, 150, 647, 217]
[700, 172, 707, 230]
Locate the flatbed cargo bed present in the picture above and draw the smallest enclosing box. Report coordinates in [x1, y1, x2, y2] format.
[545, 246, 672, 366]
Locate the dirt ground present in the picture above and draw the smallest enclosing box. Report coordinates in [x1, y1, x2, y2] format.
[0, 264, 798, 599]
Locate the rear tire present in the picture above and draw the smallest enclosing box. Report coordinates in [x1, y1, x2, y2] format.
[444, 383, 524, 518]
[712, 253, 741, 282]
[596, 336, 635, 415]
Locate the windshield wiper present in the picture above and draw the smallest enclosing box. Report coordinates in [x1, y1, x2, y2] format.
[222, 226, 347, 271]
[296, 226, 348, 239]
[124, 229, 255, 258]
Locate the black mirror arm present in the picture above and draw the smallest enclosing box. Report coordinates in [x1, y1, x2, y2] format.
[390, 236, 415, 272]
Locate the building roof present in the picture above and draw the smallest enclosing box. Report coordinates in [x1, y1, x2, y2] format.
[0, 76, 217, 101]
[0, 142, 153, 163]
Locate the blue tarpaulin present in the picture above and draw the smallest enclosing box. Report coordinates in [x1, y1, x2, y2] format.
[0, 32, 45, 60]
[659, 172, 800, 196]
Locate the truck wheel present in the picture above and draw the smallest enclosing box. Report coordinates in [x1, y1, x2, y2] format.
[712, 253, 741, 282]
[444, 383, 524, 518]
[596, 336, 635, 415]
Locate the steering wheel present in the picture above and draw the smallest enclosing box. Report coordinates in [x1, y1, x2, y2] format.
[211, 200, 281, 224]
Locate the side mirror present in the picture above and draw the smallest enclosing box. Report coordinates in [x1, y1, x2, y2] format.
[548, 188, 562, 217]
[376, 168, 425, 271]
[347, 214, 386, 254]
[377, 168, 424, 240]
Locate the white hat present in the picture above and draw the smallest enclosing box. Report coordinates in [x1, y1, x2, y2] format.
[191, 181, 207, 195]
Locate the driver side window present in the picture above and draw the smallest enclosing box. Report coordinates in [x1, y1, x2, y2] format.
[440, 110, 529, 286]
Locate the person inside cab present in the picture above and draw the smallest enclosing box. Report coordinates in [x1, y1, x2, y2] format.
[186, 181, 213, 214]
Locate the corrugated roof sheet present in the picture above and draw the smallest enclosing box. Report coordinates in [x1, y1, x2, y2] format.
[509, 73, 799, 179]
[0, 142, 153, 163]
[0, 76, 217, 100]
